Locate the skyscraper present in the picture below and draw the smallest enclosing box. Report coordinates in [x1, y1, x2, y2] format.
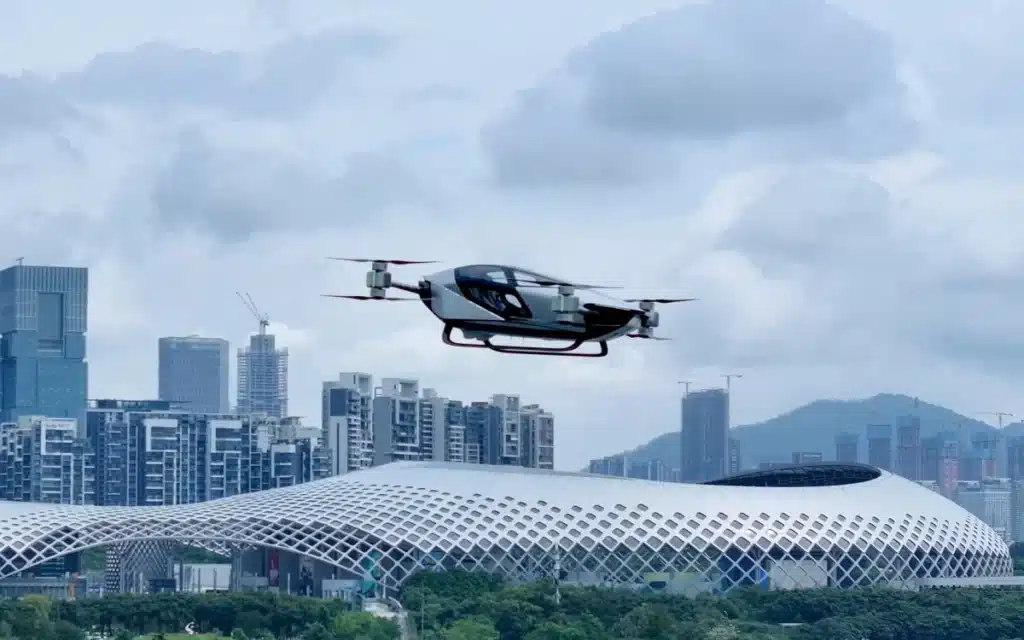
[158, 336, 230, 414]
[0, 265, 88, 427]
[680, 388, 729, 483]
[835, 432, 859, 463]
[866, 423, 893, 471]
[921, 431, 960, 496]
[237, 333, 288, 418]
[896, 416, 922, 480]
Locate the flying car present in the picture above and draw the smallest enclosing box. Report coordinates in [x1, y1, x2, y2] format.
[322, 258, 696, 358]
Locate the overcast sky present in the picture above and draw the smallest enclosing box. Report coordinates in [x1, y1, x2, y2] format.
[2, 0, 1022, 470]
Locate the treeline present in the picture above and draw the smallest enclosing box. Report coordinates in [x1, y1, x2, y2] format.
[6, 571, 1024, 639]
[0, 591, 398, 640]
[399, 570, 1024, 640]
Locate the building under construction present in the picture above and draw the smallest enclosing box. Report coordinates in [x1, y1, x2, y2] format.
[236, 293, 289, 419]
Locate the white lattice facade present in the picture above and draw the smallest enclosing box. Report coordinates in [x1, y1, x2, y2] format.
[0, 462, 1012, 592]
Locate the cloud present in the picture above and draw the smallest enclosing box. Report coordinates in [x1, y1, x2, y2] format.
[718, 167, 895, 276]
[0, 73, 84, 139]
[148, 126, 433, 243]
[54, 28, 388, 118]
[483, 0, 916, 188]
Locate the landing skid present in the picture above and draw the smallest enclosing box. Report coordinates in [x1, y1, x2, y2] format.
[442, 324, 609, 358]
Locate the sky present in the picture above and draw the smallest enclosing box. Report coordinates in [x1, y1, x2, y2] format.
[2, 0, 1023, 470]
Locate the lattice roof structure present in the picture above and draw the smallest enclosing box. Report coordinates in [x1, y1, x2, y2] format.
[0, 461, 1012, 592]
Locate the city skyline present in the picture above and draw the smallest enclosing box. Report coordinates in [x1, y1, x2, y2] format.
[4, 2, 1024, 472]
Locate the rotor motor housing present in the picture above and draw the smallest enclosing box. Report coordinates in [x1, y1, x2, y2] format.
[644, 309, 660, 328]
[552, 287, 582, 325]
[366, 270, 392, 298]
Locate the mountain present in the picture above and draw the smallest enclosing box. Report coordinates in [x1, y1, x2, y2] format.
[598, 393, 1015, 470]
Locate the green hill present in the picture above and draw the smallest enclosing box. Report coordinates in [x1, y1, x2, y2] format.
[599, 393, 1005, 470]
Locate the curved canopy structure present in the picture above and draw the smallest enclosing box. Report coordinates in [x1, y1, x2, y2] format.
[0, 462, 1012, 592]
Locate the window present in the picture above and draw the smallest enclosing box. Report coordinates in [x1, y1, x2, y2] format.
[456, 265, 510, 284]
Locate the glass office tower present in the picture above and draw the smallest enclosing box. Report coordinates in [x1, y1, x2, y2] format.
[0, 265, 88, 428]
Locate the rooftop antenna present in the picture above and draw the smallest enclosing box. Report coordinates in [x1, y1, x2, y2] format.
[236, 291, 269, 335]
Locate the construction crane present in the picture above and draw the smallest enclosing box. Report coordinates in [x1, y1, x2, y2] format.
[722, 373, 743, 394]
[677, 380, 694, 395]
[972, 412, 1012, 478]
[236, 291, 269, 335]
[977, 411, 1013, 429]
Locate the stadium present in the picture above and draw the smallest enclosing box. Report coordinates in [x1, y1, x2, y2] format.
[0, 461, 1013, 595]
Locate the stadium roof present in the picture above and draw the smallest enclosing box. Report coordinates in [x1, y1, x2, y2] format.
[0, 462, 1012, 589]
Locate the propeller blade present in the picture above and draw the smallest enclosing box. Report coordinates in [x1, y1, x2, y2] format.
[325, 257, 439, 265]
[321, 294, 422, 301]
[623, 298, 697, 304]
[516, 278, 623, 290]
[627, 333, 672, 341]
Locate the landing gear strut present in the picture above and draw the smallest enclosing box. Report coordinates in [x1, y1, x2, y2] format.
[441, 325, 609, 358]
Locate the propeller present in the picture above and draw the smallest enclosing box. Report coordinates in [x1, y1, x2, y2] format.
[321, 294, 422, 302]
[627, 333, 672, 341]
[325, 257, 439, 265]
[516, 277, 622, 290]
[623, 297, 697, 304]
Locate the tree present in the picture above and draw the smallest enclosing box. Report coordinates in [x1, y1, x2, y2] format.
[52, 620, 87, 640]
[442, 617, 500, 640]
[302, 622, 333, 640]
[522, 620, 590, 640]
[331, 612, 399, 640]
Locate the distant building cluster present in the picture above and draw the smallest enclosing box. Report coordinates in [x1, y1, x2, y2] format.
[588, 388, 740, 483]
[587, 390, 1024, 545]
[322, 373, 554, 475]
[0, 263, 554, 516]
[821, 420, 1024, 544]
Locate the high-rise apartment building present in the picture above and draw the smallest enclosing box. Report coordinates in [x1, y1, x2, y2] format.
[1009, 437, 1024, 541]
[321, 373, 374, 475]
[895, 416, 922, 480]
[237, 333, 288, 418]
[728, 437, 741, 475]
[954, 479, 1011, 542]
[463, 401, 491, 464]
[84, 400, 328, 506]
[322, 375, 551, 472]
[0, 415, 94, 578]
[0, 265, 89, 428]
[835, 432, 859, 463]
[520, 403, 554, 470]
[372, 378, 422, 465]
[866, 423, 893, 471]
[419, 389, 449, 462]
[921, 431, 960, 496]
[680, 388, 729, 483]
[158, 336, 230, 414]
[0, 416, 94, 504]
[970, 431, 1000, 479]
[485, 394, 522, 466]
